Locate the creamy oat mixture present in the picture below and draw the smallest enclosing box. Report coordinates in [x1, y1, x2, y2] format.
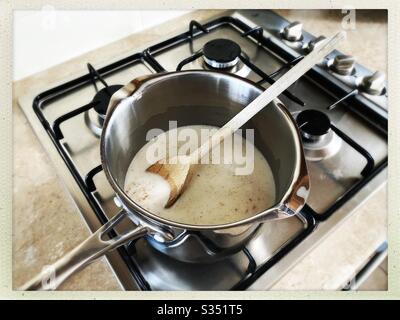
[124, 125, 276, 225]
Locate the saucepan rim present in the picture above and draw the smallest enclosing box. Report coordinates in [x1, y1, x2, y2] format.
[100, 70, 307, 231]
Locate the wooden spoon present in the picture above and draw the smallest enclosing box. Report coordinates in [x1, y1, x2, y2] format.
[147, 31, 346, 208]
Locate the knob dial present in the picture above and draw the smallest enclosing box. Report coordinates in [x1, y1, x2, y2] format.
[360, 71, 386, 95]
[330, 55, 355, 75]
[282, 22, 303, 41]
[307, 36, 326, 52]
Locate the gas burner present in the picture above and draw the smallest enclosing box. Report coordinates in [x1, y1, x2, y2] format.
[93, 85, 123, 117]
[297, 109, 330, 142]
[176, 38, 250, 77]
[84, 84, 123, 137]
[201, 53, 251, 78]
[296, 109, 342, 161]
[203, 38, 241, 69]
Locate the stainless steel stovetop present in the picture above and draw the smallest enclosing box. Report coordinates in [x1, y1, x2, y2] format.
[18, 10, 388, 290]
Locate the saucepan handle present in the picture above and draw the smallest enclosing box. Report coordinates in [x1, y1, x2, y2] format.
[19, 210, 148, 291]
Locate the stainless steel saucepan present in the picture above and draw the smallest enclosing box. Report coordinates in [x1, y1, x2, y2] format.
[21, 70, 309, 290]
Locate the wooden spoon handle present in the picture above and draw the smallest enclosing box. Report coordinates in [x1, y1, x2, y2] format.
[189, 31, 346, 164]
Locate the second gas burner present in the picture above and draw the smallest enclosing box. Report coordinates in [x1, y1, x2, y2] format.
[296, 109, 342, 161]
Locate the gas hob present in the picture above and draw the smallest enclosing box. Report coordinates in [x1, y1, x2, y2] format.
[18, 10, 388, 290]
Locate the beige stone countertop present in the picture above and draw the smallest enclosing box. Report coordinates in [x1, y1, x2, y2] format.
[13, 9, 387, 291]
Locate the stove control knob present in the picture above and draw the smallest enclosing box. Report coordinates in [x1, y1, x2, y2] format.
[330, 54, 355, 75]
[360, 71, 386, 95]
[282, 22, 303, 41]
[307, 36, 326, 52]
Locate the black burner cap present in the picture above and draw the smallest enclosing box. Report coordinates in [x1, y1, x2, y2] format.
[92, 84, 123, 116]
[203, 39, 241, 65]
[296, 109, 331, 138]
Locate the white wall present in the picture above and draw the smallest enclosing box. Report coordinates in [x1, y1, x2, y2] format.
[13, 8, 191, 80]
